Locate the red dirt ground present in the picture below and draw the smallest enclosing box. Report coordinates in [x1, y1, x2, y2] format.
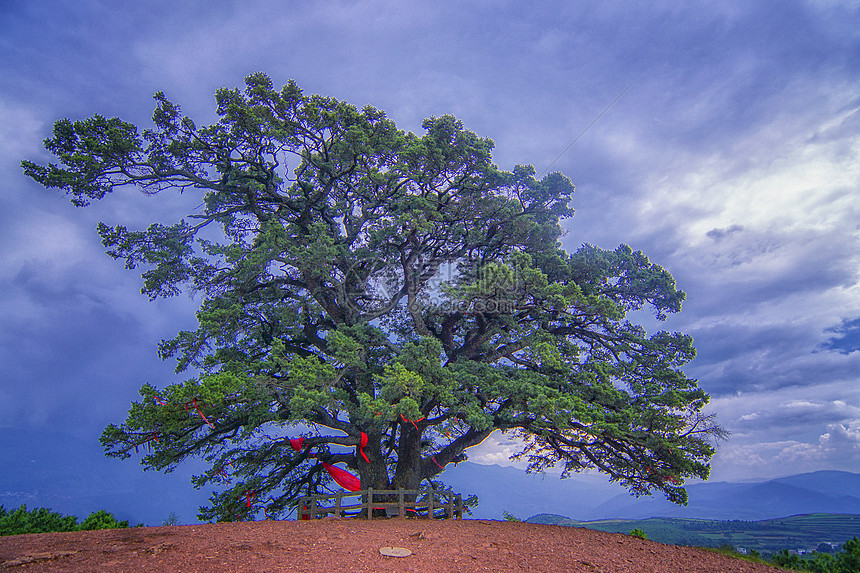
[0, 518, 787, 572]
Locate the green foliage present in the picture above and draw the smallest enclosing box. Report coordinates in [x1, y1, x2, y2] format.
[701, 545, 773, 567]
[79, 509, 130, 531]
[770, 537, 860, 573]
[162, 511, 181, 526]
[503, 511, 521, 522]
[771, 550, 809, 570]
[24, 72, 725, 521]
[629, 528, 647, 540]
[0, 505, 78, 536]
[0, 505, 129, 536]
[537, 514, 860, 554]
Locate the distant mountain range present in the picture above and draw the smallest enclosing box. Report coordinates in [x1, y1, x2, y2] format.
[439, 463, 860, 521]
[439, 462, 619, 520]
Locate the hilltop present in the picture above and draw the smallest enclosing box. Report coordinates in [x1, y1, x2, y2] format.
[0, 518, 783, 572]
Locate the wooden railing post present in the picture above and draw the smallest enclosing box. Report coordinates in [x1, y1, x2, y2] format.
[296, 488, 462, 520]
[427, 487, 435, 519]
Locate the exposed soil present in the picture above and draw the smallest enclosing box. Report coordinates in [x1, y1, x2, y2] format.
[0, 518, 787, 572]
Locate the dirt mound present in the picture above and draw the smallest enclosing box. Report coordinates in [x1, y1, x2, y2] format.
[0, 518, 785, 572]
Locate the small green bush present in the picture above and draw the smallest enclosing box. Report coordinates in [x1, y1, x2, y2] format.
[79, 509, 129, 531]
[629, 528, 647, 540]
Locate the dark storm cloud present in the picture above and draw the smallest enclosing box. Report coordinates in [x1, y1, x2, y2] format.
[680, 230, 857, 315]
[706, 225, 744, 241]
[0, 3, 162, 119]
[0, 257, 193, 430]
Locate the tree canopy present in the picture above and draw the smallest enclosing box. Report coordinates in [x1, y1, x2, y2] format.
[23, 72, 724, 521]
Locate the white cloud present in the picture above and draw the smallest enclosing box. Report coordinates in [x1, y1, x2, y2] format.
[0, 99, 44, 159]
[0, 213, 91, 275]
[819, 422, 860, 449]
[648, 86, 860, 245]
[712, 421, 860, 480]
[464, 430, 530, 470]
[786, 400, 824, 409]
[705, 386, 860, 478]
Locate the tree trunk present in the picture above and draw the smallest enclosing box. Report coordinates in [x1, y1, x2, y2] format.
[357, 434, 390, 489]
[392, 423, 424, 491]
[356, 435, 391, 517]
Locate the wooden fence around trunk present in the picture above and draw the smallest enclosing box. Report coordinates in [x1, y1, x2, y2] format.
[297, 488, 463, 520]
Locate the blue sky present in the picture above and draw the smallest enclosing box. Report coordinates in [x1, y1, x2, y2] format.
[2, 0, 860, 522]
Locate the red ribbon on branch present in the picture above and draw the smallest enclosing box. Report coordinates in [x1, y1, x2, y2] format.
[217, 462, 236, 482]
[645, 465, 681, 485]
[290, 437, 305, 451]
[135, 432, 160, 455]
[431, 456, 445, 470]
[246, 490, 256, 508]
[322, 462, 361, 492]
[359, 432, 369, 463]
[185, 398, 215, 429]
[400, 414, 425, 432]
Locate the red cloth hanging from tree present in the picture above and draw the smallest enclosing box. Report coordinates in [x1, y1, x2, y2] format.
[322, 462, 361, 491]
[358, 432, 369, 463]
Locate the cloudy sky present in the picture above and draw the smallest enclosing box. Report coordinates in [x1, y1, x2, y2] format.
[2, 0, 859, 523]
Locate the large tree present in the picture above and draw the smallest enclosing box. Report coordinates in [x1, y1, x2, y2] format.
[23, 73, 724, 521]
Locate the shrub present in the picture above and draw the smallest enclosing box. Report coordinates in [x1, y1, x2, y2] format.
[79, 510, 129, 531]
[0, 505, 129, 536]
[770, 537, 860, 573]
[0, 505, 78, 535]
